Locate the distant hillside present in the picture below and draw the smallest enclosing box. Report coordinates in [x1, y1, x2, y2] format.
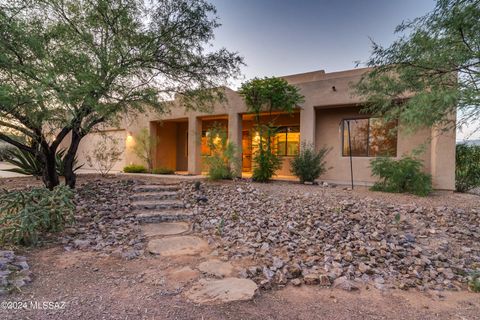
[457, 139, 480, 146]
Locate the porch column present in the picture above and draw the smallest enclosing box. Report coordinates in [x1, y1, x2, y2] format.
[430, 114, 456, 190]
[300, 106, 316, 147]
[228, 112, 243, 177]
[188, 115, 202, 174]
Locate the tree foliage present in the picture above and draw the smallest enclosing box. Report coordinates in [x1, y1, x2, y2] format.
[0, 0, 242, 189]
[239, 77, 304, 182]
[356, 0, 479, 133]
[455, 143, 480, 192]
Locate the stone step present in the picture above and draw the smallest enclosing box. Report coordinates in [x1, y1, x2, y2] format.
[130, 191, 178, 201]
[136, 209, 193, 223]
[141, 222, 190, 237]
[132, 199, 185, 210]
[147, 236, 209, 256]
[133, 184, 180, 193]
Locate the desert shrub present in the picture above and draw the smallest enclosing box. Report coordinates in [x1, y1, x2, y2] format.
[468, 271, 480, 292]
[152, 167, 175, 174]
[85, 134, 124, 177]
[0, 185, 75, 246]
[132, 128, 156, 172]
[204, 125, 239, 180]
[123, 164, 148, 173]
[252, 125, 282, 182]
[455, 144, 480, 192]
[5, 148, 83, 177]
[370, 156, 432, 196]
[290, 143, 329, 182]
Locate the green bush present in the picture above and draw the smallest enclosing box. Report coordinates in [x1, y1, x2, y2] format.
[123, 164, 148, 173]
[252, 125, 282, 182]
[0, 185, 75, 246]
[455, 144, 480, 192]
[204, 125, 239, 180]
[152, 167, 175, 175]
[290, 143, 329, 183]
[370, 156, 432, 196]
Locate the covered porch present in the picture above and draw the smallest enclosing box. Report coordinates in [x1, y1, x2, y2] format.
[151, 111, 301, 177]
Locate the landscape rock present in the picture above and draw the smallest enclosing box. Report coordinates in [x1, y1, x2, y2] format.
[185, 278, 257, 304]
[0, 251, 32, 295]
[198, 260, 234, 278]
[181, 181, 479, 291]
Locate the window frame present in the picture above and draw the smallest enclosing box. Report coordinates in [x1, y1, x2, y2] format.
[341, 117, 397, 157]
[274, 125, 300, 157]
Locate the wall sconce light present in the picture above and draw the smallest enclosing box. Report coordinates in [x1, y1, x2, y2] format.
[332, 86, 337, 91]
[126, 131, 134, 146]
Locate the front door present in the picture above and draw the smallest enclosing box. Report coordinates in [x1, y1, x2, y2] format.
[242, 131, 252, 172]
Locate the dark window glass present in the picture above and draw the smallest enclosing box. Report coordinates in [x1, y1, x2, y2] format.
[342, 118, 397, 157]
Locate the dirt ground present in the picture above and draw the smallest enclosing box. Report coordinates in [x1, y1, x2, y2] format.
[1, 174, 479, 319]
[1, 247, 479, 320]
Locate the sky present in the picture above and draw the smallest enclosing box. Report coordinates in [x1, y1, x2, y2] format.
[208, 0, 479, 141]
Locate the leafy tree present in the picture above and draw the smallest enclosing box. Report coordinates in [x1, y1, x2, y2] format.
[0, 0, 242, 189]
[355, 0, 479, 133]
[239, 77, 304, 182]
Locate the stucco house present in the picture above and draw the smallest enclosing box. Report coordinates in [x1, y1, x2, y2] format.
[73, 68, 456, 190]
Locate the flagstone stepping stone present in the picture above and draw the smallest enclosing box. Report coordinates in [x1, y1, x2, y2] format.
[147, 236, 208, 256]
[168, 266, 200, 284]
[131, 191, 178, 201]
[141, 222, 190, 237]
[136, 209, 193, 223]
[132, 199, 184, 210]
[133, 184, 180, 192]
[185, 278, 258, 304]
[197, 259, 234, 278]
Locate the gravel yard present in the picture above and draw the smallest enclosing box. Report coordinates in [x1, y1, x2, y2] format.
[187, 180, 479, 291]
[0, 174, 479, 319]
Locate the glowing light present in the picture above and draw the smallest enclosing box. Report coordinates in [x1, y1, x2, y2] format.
[126, 132, 134, 147]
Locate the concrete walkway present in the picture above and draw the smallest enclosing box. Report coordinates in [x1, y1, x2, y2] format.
[0, 162, 27, 178]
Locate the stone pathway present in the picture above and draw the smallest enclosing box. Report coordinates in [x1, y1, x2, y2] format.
[132, 182, 257, 304]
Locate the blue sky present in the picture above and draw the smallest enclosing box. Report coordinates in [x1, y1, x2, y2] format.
[208, 0, 478, 140]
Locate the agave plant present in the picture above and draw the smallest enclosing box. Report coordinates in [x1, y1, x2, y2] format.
[55, 149, 84, 176]
[4, 148, 43, 177]
[5, 148, 84, 177]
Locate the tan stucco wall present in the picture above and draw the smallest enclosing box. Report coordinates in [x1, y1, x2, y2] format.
[315, 106, 432, 186]
[77, 68, 456, 190]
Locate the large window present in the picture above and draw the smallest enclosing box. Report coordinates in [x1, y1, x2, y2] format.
[274, 126, 300, 156]
[342, 118, 397, 157]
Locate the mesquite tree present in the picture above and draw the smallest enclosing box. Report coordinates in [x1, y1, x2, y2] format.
[0, 0, 242, 189]
[356, 0, 479, 133]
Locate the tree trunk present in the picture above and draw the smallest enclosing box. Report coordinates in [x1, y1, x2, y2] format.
[41, 148, 59, 190]
[64, 129, 83, 189]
